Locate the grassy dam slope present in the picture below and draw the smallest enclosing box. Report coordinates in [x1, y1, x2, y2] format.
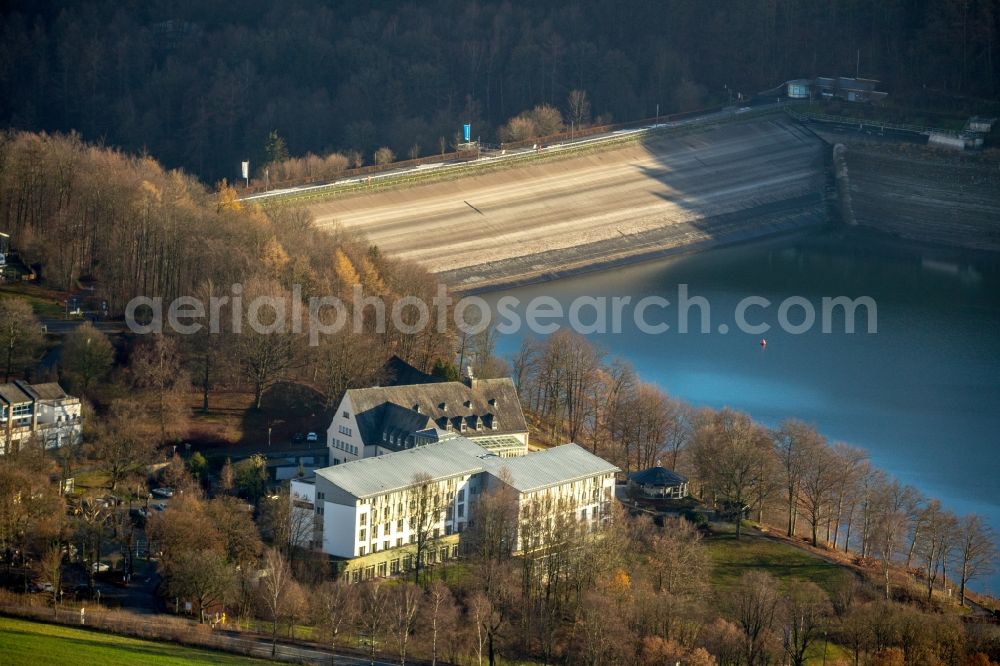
[308, 117, 830, 291]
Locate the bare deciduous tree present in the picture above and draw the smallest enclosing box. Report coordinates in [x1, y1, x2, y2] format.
[782, 581, 832, 666]
[61, 321, 114, 395]
[258, 548, 294, 656]
[388, 582, 421, 665]
[691, 408, 773, 539]
[357, 580, 388, 665]
[313, 578, 357, 651]
[0, 297, 43, 382]
[731, 570, 780, 666]
[955, 514, 996, 607]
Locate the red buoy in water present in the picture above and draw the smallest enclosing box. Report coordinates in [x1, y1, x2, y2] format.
[760, 338, 767, 348]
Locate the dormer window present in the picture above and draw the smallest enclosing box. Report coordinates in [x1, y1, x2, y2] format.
[439, 402, 447, 411]
[413, 404, 421, 413]
[488, 398, 497, 407]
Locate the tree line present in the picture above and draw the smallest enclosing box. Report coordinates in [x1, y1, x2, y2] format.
[502, 330, 996, 607]
[0, 130, 456, 411]
[1, 0, 995, 182]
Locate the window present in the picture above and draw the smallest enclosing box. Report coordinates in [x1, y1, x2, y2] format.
[390, 559, 400, 575]
[352, 570, 361, 584]
[457, 504, 465, 518]
[451, 545, 459, 558]
[580, 508, 588, 520]
[359, 514, 366, 526]
[384, 522, 390, 534]
[359, 529, 366, 541]
[396, 519, 403, 532]
[396, 537, 402, 547]
[372, 542, 378, 553]
[403, 555, 413, 570]
[317, 491, 324, 500]
[433, 528, 440, 539]
[457, 488, 465, 502]
[383, 540, 390, 551]
[409, 534, 416, 544]
[377, 562, 387, 578]
[343, 410, 350, 418]
[316, 506, 324, 515]
[358, 546, 366, 557]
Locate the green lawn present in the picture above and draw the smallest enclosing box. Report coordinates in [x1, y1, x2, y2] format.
[0, 615, 277, 666]
[706, 534, 850, 594]
[0, 282, 66, 318]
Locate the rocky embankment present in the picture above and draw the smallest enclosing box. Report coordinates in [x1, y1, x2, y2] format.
[308, 117, 830, 291]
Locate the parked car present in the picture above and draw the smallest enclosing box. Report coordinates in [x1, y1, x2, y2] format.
[152, 503, 166, 512]
[306, 432, 319, 442]
[151, 487, 174, 498]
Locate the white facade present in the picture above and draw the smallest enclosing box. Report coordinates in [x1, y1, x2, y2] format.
[302, 437, 619, 572]
[0, 381, 82, 455]
[325, 376, 530, 466]
[326, 396, 364, 465]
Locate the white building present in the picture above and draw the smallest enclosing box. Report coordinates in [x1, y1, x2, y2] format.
[326, 371, 529, 465]
[293, 436, 618, 581]
[0, 381, 82, 454]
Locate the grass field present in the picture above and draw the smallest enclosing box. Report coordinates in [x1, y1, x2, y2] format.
[706, 533, 851, 594]
[0, 282, 67, 318]
[0, 615, 276, 666]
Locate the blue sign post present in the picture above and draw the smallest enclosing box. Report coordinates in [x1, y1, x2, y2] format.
[463, 123, 471, 142]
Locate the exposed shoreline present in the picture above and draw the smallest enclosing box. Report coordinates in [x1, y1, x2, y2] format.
[446, 196, 829, 294]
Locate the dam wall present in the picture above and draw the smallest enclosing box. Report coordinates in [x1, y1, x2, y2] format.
[813, 130, 1000, 251]
[308, 117, 831, 291]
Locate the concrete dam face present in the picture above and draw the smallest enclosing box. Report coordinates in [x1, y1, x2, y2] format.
[307, 117, 832, 290]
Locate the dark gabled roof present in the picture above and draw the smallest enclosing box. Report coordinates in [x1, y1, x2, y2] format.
[380, 355, 437, 387]
[346, 378, 527, 449]
[19, 382, 69, 401]
[0, 382, 32, 405]
[628, 466, 688, 487]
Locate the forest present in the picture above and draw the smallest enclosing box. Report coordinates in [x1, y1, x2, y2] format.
[1, 0, 997, 182]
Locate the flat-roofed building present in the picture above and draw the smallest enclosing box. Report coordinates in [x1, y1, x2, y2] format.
[294, 436, 619, 581]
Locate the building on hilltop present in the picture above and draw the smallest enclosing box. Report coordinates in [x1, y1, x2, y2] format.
[0, 380, 82, 454]
[325, 368, 528, 465]
[291, 436, 618, 582]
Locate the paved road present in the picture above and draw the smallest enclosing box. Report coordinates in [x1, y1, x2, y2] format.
[306, 116, 825, 286]
[41, 318, 123, 334]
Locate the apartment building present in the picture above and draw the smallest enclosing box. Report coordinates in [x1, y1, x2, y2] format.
[0, 381, 82, 454]
[292, 436, 618, 581]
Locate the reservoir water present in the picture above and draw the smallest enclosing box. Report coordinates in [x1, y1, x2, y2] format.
[481, 227, 1000, 593]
